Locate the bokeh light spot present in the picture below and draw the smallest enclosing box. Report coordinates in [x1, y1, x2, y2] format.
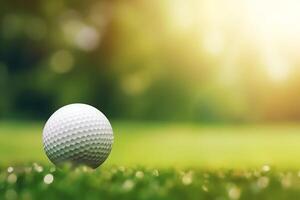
[7, 174, 17, 184]
[50, 50, 74, 74]
[75, 26, 100, 51]
[43, 174, 54, 184]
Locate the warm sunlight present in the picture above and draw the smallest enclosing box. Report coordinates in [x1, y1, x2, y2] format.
[243, 0, 300, 81]
[184, 0, 300, 81]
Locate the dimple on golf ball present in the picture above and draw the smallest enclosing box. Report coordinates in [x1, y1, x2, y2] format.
[42, 103, 114, 168]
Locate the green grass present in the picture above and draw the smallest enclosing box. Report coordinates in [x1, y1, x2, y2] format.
[1, 121, 300, 168]
[2, 121, 300, 199]
[1, 164, 300, 200]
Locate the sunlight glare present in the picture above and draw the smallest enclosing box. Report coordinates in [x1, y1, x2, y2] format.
[203, 30, 224, 56]
[244, 0, 300, 40]
[265, 52, 290, 81]
[169, 0, 194, 31]
[243, 0, 300, 81]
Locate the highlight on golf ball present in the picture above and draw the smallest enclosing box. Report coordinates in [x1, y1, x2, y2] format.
[42, 103, 114, 168]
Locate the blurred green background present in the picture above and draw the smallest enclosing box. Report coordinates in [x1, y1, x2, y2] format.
[1, 0, 300, 168]
[2, 0, 300, 122]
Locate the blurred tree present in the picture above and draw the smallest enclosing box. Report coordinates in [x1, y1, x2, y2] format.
[1, 0, 300, 122]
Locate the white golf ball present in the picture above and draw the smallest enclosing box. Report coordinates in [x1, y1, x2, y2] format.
[42, 103, 113, 168]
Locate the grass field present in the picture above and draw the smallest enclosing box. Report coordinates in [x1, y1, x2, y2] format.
[2, 121, 300, 168]
[2, 164, 300, 200]
[2, 121, 300, 199]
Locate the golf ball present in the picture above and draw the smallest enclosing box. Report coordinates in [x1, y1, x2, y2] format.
[42, 103, 113, 168]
